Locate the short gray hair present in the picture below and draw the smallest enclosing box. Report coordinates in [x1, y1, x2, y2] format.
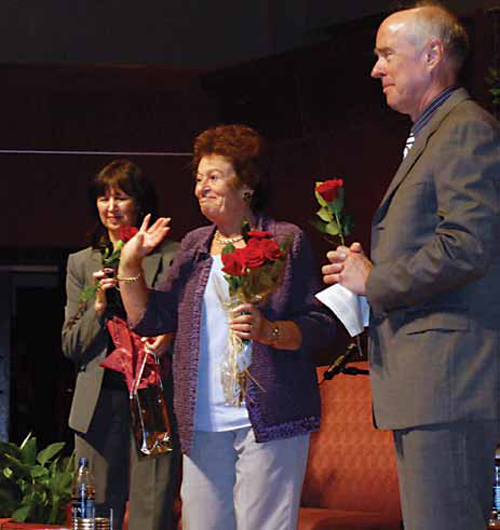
[404, 1, 469, 74]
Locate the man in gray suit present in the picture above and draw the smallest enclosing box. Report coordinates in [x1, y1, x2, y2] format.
[322, 3, 500, 530]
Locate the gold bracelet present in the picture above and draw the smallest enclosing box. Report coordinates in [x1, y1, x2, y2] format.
[116, 272, 142, 283]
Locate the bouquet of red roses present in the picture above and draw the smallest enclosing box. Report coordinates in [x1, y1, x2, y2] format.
[221, 227, 290, 303]
[217, 223, 291, 406]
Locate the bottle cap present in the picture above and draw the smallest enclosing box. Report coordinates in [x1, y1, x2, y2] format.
[78, 457, 88, 467]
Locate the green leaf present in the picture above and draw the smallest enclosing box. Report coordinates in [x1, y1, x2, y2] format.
[0, 435, 73, 524]
[324, 221, 340, 236]
[103, 245, 122, 268]
[316, 206, 332, 223]
[314, 189, 328, 208]
[64, 451, 76, 474]
[490, 87, 500, 105]
[221, 243, 236, 254]
[309, 219, 329, 235]
[30, 465, 48, 479]
[20, 437, 37, 466]
[0, 440, 22, 461]
[3, 455, 31, 479]
[12, 504, 31, 523]
[37, 442, 64, 466]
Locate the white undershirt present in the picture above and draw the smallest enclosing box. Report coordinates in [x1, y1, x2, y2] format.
[193, 255, 251, 432]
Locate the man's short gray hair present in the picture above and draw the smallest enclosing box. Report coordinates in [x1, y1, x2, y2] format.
[403, 1, 469, 74]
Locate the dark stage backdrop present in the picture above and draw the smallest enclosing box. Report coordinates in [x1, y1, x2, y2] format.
[0, 8, 497, 446]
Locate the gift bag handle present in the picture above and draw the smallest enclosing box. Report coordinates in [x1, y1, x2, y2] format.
[130, 352, 161, 398]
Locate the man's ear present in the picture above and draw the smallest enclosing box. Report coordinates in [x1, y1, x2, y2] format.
[426, 38, 444, 70]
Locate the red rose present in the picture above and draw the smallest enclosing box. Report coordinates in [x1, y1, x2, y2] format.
[221, 249, 246, 276]
[245, 237, 261, 249]
[247, 230, 273, 239]
[119, 225, 139, 242]
[316, 178, 344, 203]
[260, 238, 283, 262]
[240, 241, 265, 269]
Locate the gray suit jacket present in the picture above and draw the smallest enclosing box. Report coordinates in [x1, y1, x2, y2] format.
[366, 88, 500, 430]
[62, 241, 179, 433]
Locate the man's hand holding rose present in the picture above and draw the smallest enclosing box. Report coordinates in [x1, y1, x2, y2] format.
[322, 242, 372, 296]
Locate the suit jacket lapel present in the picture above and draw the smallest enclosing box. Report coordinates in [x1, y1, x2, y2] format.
[143, 252, 161, 286]
[373, 88, 471, 226]
[89, 249, 103, 276]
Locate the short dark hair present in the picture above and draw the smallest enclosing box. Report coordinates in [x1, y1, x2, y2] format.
[192, 124, 270, 211]
[88, 159, 157, 248]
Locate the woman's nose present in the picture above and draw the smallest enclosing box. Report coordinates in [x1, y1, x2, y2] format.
[197, 178, 209, 194]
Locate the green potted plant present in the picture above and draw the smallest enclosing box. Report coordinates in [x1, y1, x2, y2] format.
[0, 433, 74, 526]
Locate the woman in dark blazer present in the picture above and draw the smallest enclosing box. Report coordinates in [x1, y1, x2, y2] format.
[62, 160, 179, 530]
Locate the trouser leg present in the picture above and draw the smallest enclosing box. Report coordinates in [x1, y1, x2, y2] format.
[393, 420, 499, 530]
[75, 387, 130, 530]
[181, 430, 237, 530]
[180, 428, 310, 530]
[233, 428, 310, 530]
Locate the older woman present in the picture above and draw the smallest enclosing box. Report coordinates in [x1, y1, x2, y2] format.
[62, 160, 180, 530]
[117, 125, 336, 530]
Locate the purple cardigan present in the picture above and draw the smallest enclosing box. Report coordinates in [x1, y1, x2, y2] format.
[133, 215, 336, 454]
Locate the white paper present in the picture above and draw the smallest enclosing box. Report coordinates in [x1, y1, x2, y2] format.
[315, 283, 370, 337]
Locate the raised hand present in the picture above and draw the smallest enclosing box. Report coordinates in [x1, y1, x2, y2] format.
[120, 214, 171, 271]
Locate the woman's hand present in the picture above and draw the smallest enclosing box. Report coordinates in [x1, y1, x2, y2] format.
[141, 333, 174, 358]
[119, 214, 171, 273]
[230, 302, 302, 350]
[93, 268, 117, 316]
[230, 302, 273, 343]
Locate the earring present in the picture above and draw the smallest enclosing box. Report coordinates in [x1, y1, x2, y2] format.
[243, 192, 252, 203]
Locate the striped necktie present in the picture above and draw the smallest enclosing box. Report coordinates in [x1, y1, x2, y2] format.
[403, 132, 415, 159]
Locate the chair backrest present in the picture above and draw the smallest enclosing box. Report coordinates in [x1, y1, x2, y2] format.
[301, 362, 401, 520]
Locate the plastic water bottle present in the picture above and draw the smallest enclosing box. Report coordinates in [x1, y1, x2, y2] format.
[490, 448, 500, 526]
[71, 457, 96, 528]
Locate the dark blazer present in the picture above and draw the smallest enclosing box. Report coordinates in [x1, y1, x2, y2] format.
[62, 241, 179, 433]
[366, 88, 500, 430]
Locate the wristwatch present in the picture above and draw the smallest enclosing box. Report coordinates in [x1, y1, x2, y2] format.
[271, 323, 280, 344]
